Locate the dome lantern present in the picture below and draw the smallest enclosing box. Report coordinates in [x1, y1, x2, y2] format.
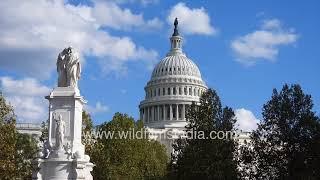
[168, 18, 183, 56]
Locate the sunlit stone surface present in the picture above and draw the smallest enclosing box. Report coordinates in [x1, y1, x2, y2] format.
[32, 47, 93, 180]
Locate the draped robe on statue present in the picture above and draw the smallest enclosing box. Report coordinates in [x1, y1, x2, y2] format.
[56, 47, 81, 88]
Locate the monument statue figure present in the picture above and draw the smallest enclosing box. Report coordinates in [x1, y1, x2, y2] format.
[57, 50, 67, 87]
[56, 47, 81, 88]
[55, 114, 65, 150]
[32, 46, 93, 179]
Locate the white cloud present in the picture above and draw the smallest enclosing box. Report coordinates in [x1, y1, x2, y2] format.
[85, 101, 110, 114]
[0, 0, 159, 79]
[91, 0, 162, 30]
[167, 3, 216, 35]
[231, 18, 298, 65]
[261, 19, 281, 30]
[0, 76, 51, 123]
[235, 108, 259, 132]
[0, 76, 109, 122]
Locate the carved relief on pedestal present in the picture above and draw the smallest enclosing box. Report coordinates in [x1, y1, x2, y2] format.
[54, 113, 65, 151]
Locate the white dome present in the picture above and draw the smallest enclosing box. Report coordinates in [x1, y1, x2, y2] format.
[151, 54, 202, 79]
[139, 18, 207, 129]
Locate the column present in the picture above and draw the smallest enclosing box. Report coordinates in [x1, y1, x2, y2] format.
[157, 105, 160, 122]
[155, 106, 157, 121]
[176, 104, 179, 120]
[142, 108, 146, 123]
[145, 107, 148, 123]
[163, 105, 166, 121]
[150, 106, 153, 122]
[182, 104, 185, 121]
[154, 106, 156, 121]
[169, 104, 173, 120]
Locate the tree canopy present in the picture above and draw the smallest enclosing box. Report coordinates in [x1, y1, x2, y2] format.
[239, 84, 320, 179]
[89, 112, 169, 179]
[171, 88, 239, 179]
[0, 93, 38, 179]
[0, 92, 16, 179]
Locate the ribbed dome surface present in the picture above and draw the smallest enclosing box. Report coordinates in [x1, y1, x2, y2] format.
[151, 54, 202, 78]
[139, 18, 208, 130]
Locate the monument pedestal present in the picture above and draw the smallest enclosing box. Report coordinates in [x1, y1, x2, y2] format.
[32, 87, 94, 179]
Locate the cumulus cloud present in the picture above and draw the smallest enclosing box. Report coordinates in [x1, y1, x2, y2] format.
[231, 18, 298, 65]
[91, 0, 162, 30]
[0, 77, 51, 123]
[85, 101, 110, 114]
[235, 108, 259, 132]
[167, 3, 216, 35]
[0, 0, 159, 79]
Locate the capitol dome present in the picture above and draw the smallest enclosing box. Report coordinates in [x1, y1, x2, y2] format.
[139, 18, 207, 129]
[151, 54, 202, 79]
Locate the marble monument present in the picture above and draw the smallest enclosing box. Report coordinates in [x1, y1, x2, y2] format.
[32, 47, 93, 180]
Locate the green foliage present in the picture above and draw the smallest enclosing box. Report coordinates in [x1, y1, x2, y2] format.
[15, 133, 38, 179]
[82, 110, 94, 133]
[239, 84, 320, 179]
[39, 120, 48, 144]
[89, 112, 168, 179]
[171, 89, 239, 179]
[0, 92, 38, 179]
[82, 110, 94, 153]
[0, 92, 17, 179]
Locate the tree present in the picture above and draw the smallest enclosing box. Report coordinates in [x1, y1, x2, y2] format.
[39, 120, 48, 144]
[171, 88, 239, 179]
[82, 110, 94, 153]
[15, 133, 38, 179]
[90, 112, 168, 179]
[0, 92, 38, 179]
[0, 92, 16, 179]
[240, 84, 320, 179]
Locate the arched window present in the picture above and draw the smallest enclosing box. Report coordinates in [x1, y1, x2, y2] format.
[173, 87, 176, 95]
[184, 87, 187, 95]
[179, 87, 182, 95]
[168, 87, 171, 95]
[189, 87, 192, 95]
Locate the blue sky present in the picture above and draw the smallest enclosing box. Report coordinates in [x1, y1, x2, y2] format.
[0, 0, 319, 131]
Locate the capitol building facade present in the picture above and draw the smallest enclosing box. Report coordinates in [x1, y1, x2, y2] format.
[139, 19, 208, 152]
